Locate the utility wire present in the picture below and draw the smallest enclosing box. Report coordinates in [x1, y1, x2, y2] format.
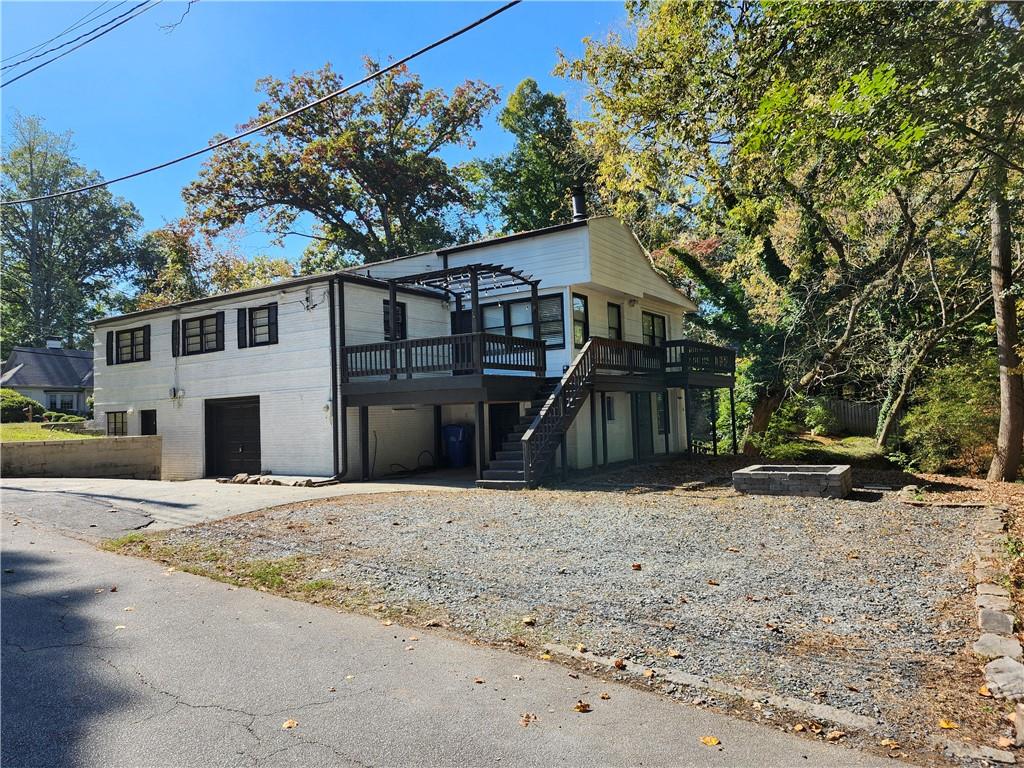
[0, 0, 522, 206]
[1, 1, 123, 63]
[1, 1, 160, 88]
[2, 1, 145, 71]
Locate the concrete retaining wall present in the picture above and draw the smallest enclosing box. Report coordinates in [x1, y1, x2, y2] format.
[1, 436, 161, 479]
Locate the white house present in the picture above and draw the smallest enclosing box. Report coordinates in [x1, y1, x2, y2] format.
[92, 212, 736, 487]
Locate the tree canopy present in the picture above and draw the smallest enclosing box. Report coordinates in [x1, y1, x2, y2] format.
[183, 59, 499, 268]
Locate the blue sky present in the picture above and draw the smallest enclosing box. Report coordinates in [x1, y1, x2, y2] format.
[1, 1, 625, 263]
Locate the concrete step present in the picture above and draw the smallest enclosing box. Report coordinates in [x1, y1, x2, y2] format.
[475, 479, 528, 490]
[506, 431, 526, 442]
[481, 469, 525, 481]
[488, 459, 524, 471]
[495, 449, 523, 461]
[502, 440, 524, 451]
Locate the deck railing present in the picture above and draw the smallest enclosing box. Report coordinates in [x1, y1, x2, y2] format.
[341, 332, 545, 382]
[664, 339, 736, 376]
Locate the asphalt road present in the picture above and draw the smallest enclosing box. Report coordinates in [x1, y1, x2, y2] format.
[1, 516, 895, 767]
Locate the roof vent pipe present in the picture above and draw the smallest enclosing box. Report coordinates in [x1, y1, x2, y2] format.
[570, 187, 587, 222]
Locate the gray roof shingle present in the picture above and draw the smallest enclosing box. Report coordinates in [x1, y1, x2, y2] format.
[0, 347, 93, 390]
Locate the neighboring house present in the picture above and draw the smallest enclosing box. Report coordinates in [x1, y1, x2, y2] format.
[1, 338, 94, 414]
[92, 206, 737, 486]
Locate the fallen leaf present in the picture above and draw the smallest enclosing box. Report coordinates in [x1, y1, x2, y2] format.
[847, 551, 860, 560]
[473, 677, 485, 684]
[408, 636, 419, 642]
[522, 616, 536, 626]
[575, 643, 587, 653]
[826, 731, 846, 742]
[642, 669, 655, 679]
[599, 692, 610, 700]
[938, 719, 959, 730]
[793, 724, 805, 732]
[405, 646, 415, 651]
[700, 736, 720, 747]
[539, 653, 552, 661]
[979, 684, 992, 698]
[328, 686, 336, 692]
[667, 648, 682, 658]
[879, 738, 899, 748]
[110, 586, 117, 592]
[997, 736, 1014, 748]
[513, 674, 523, 681]
[809, 723, 823, 734]
[381, 620, 393, 626]
[94, 588, 105, 594]
[663, 621, 677, 629]
[282, 719, 298, 730]
[631, 563, 642, 571]
[707, 579, 719, 586]
[568, 672, 579, 679]
[821, 616, 835, 625]
[573, 700, 592, 713]
[114, 625, 126, 630]
[123, 607, 134, 612]
[725, 547, 739, 553]
[612, 658, 626, 670]
[519, 712, 537, 727]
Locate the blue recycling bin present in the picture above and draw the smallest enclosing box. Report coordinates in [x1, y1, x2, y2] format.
[442, 424, 473, 468]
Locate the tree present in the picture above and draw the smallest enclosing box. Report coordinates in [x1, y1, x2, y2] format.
[472, 78, 596, 232]
[133, 219, 294, 309]
[0, 115, 144, 356]
[563, 1, 1020, 468]
[184, 59, 499, 267]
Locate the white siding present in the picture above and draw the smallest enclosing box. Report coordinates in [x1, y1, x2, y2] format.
[341, 405, 436, 480]
[444, 226, 590, 288]
[94, 281, 336, 480]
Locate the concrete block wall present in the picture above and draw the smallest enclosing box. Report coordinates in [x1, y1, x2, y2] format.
[2, 436, 161, 479]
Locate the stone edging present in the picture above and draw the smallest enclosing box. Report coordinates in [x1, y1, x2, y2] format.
[964, 506, 1020, 764]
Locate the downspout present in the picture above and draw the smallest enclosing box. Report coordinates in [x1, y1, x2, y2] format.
[312, 276, 348, 486]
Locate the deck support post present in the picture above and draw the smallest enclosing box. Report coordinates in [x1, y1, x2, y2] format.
[530, 282, 543, 376]
[589, 386, 598, 470]
[470, 267, 482, 372]
[630, 392, 639, 464]
[434, 405, 443, 467]
[600, 391, 608, 467]
[729, 387, 738, 455]
[387, 281, 398, 381]
[663, 389, 671, 455]
[474, 400, 485, 481]
[359, 406, 370, 480]
[684, 387, 693, 455]
[711, 389, 719, 456]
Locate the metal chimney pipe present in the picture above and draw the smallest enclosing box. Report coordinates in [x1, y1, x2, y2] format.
[571, 187, 587, 222]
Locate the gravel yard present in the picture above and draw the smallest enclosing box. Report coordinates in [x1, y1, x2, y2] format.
[143, 479, 987, 749]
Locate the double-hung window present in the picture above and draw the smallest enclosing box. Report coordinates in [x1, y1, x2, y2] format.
[463, 296, 565, 348]
[572, 293, 590, 348]
[182, 313, 223, 355]
[248, 304, 278, 346]
[113, 326, 149, 364]
[642, 311, 667, 347]
[607, 303, 622, 341]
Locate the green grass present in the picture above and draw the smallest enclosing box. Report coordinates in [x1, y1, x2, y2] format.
[764, 434, 892, 467]
[236, 558, 303, 590]
[299, 578, 336, 593]
[0, 422, 98, 442]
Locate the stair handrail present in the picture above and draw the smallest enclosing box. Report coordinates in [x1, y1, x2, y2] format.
[520, 338, 600, 486]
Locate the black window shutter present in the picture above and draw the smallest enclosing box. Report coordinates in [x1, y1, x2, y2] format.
[237, 308, 248, 349]
[214, 311, 225, 351]
[105, 331, 114, 365]
[171, 320, 180, 357]
[267, 303, 278, 345]
[142, 325, 151, 361]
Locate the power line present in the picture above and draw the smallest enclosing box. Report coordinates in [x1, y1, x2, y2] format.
[1, 1, 124, 63]
[1, 1, 160, 88]
[0, 0, 522, 206]
[2, 1, 146, 71]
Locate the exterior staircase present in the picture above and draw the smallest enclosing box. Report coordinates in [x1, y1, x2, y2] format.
[475, 381, 557, 490]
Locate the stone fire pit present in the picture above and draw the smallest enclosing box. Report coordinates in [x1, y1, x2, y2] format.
[732, 464, 853, 499]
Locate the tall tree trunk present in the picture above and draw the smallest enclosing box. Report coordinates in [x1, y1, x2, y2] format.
[986, 160, 1023, 481]
[741, 389, 785, 456]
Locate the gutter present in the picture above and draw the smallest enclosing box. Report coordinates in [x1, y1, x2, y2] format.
[312, 277, 348, 486]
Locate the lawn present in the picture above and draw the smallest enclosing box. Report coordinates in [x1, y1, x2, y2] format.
[765, 433, 893, 467]
[0, 422, 98, 442]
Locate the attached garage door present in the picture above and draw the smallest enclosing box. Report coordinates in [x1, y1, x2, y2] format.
[205, 396, 261, 477]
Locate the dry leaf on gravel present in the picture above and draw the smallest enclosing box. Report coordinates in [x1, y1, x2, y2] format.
[667, 648, 682, 658]
[700, 736, 720, 747]
[114, 625, 126, 630]
[522, 616, 536, 626]
[707, 579, 719, 586]
[573, 700, 592, 713]
[979, 685, 992, 697]
[793, 724, 805, 732]
[938, 719, 959, 730]
[473, 677, 485, 684]
[612, 658, 626, 670]
[599, 692, 610, 700]
[282, 719, 298, 730]
[879, 738, 899, 748]
[631, 563, 642, 571]
[575, 643, 586, 653]
[519, 712, 537, 727]
[997, 737, 1014, 748]
[539, 653, 552, 661]
[826, 731, 846, 741]
[642, 669, 655, 678]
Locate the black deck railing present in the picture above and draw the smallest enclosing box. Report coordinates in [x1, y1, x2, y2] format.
[664, 339, 736, 376]
[341, 332, 546, 382]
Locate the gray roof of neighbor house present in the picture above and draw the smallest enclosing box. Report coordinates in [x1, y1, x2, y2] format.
[0, 346, 93, 390]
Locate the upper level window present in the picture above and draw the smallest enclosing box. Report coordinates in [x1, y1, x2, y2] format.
[572, 293, 589, 348]
[106, 411, 127, 436]
[383, 300, 407, 341]
[607, 303, 622, 341]
[182, 313, 224, 355]
[249, 304, 278, 346]
[642, 311, 666, 347]
[114, 326, 149, 364]
[467, 296, 564, 348]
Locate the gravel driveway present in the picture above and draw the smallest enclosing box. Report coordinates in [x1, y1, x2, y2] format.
[150, 484, 979, 746]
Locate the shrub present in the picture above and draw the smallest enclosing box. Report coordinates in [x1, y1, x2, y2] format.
[900, 358, 999, 474]
[804, 397, 840, 436]
[0, 388, 45, 423]
[42, 411, 59, 422]
[58, 415, 85, 423]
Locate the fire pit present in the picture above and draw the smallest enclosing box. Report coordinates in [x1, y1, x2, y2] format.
[732, 464, 852, 499]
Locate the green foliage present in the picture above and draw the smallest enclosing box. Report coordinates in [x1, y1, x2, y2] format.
[900, 357, 999, 474]
[185, 60, 499, 265]
[1, 115, 146, 357]
[804, 398, 840, 437]
[472, 78, 596, 233]
[42, 411, 58, 421]
[58, 414, 85, 423]
[0, 388, 44, 423]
